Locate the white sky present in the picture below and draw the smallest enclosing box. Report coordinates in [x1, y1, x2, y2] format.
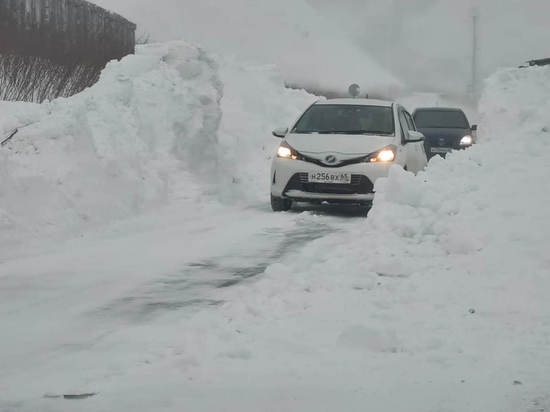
[314, 0, 550, 95]
[93, 0, 401, 96]
[94, 0, 550, 98]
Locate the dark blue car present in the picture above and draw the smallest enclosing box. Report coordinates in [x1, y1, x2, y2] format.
[412, 108, 477, 157]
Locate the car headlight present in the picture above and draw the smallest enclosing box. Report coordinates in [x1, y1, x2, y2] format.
[368, 146, 396, 163]
[460, 135, 473, 146]
[277, 142, 299, 160]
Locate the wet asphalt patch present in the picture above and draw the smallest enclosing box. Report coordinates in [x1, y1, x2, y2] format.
[93, 218, 338, 322]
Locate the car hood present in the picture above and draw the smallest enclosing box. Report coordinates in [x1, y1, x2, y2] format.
[285, 133, 394, 160]
[418, 127, 470, 148]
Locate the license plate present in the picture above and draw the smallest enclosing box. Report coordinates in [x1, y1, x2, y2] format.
[308, 172, 351, 184]
[431, 147, 452, 154]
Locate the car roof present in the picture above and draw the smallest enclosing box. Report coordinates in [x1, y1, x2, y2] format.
[413, 107, 465, 112]
[314, 98, 394, 108]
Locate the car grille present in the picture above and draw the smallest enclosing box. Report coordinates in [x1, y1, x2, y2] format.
[430, 136, 457, 148]
[284, 173, 374, 195]
[297, 153, 369, 168]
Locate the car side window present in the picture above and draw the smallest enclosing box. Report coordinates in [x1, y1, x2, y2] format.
[398, 109, 410, 141]
[404, 111, 416, 131]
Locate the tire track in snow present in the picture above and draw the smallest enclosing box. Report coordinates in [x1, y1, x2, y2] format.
[92, 210, 362, 322]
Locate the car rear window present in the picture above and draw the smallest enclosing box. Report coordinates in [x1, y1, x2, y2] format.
[292, 104, 394, 135]
[413, 110, 469, 129]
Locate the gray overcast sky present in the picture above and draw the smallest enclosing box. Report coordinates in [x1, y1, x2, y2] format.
[311, 0, 550, 96]
[95, 0, 550, 98]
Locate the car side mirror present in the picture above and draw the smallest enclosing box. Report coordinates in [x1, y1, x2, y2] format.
[272, 127, 288, 138]
[471, 124, 478, 131]
[406, 130, 425, 143]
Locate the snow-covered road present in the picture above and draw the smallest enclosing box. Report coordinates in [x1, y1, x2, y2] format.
[3, 192, 549, 412]
[0, 199, 365, 411]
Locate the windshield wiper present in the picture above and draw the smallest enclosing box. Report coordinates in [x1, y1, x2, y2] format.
[361, 131, 394, 135]
[293, 131, 341, 134]
[292, 130, 393, 135]
[319, 130, 393, 135]
[312, 130, 360, 134]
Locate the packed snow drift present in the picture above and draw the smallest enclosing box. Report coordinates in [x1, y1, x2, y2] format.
[130, 63, 550, 411]
[0, 41, 315, 250]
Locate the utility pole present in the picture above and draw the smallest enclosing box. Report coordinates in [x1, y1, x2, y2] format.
[469, 8, 479, 100]
[385, 0, 399, 98]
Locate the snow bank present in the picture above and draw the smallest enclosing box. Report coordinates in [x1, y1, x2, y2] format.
[0, 42, 216, 246]
[215, 58, 315, 202]
[141, 65, 550, 410]
[373, 65, 550, 257]
[0, 41, 316, 247]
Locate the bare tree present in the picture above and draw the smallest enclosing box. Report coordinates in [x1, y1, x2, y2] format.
[0, 0, 135, 102]
[0, 55, 101, 102]
[136, 30, 152, 46]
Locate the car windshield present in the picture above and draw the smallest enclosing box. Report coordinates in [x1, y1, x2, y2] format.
[292, 104, 394, 135]
[414, 110, 469, 129]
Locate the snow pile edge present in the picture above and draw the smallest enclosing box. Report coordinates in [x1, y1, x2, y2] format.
[0, 41, 317, 248]
[151, 65, 550, 411]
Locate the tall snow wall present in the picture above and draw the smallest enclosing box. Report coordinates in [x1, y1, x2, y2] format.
[0, 41, 316, 248]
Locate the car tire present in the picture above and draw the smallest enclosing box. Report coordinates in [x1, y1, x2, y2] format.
[271, 195, 292, 212]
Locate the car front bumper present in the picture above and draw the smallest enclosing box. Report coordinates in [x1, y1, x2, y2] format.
[430, 147, 453, 155]
[285, 190, 375, 203]
[271, 157, 393, 203]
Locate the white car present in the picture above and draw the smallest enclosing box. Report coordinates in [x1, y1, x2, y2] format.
[270, 98, 428, 211]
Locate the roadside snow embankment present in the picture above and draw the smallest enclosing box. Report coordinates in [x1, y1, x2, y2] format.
[373, 65, 550, 258]
[156, 66, 550, 411]
[0, 42, 315, 249]
[216, 58, 314, 202]
[0, 42, 222, 247]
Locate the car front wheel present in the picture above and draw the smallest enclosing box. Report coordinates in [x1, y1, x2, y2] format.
[271, 195, 292, 212]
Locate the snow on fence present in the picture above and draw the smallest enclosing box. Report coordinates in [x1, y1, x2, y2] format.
[0, 0, 136, 102]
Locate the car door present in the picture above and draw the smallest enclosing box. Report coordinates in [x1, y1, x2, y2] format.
[404, 110, 428, 169]
[398, 108, 423, 173]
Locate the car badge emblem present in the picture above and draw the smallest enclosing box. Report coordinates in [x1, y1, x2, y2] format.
[438, 138, 445, 146]
[325, 155, 337, 164]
